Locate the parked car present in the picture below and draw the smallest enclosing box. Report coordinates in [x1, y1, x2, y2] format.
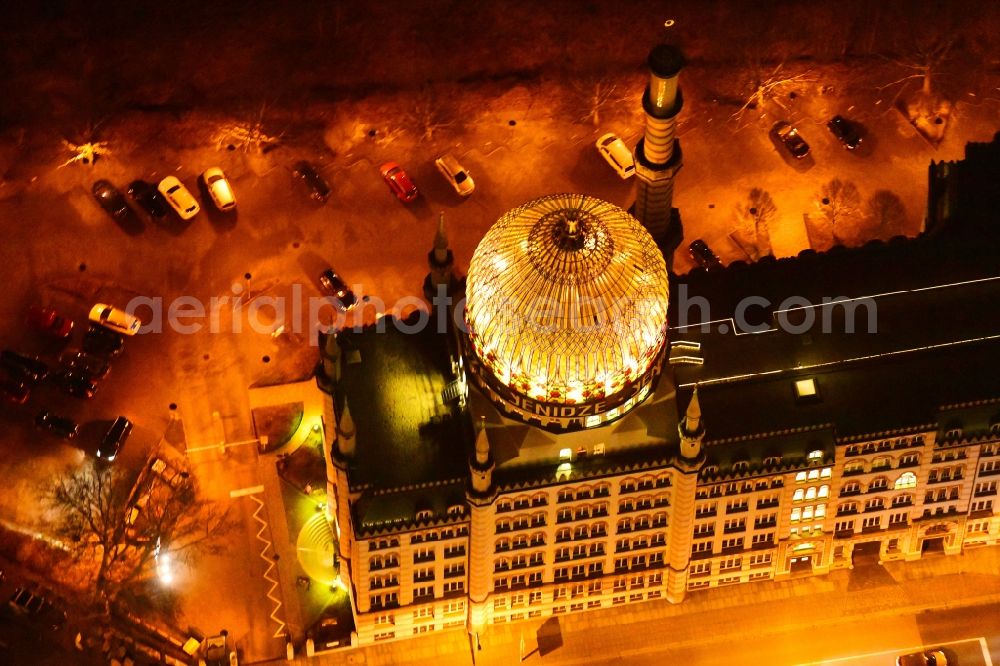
[127, 179, 170, 219]
[827, 115, 862, 150]
[311, 615, 347, 650]
[379, 161, 419, 203]
[83, 325, 124, 357]
[434, 153, 475, 196]
[26, 305, 74, 339]
[896, 650, 948, 666]
[0, 377, 30, 405]
[595, 133, 636, 179]
[7, 587, 65, 631]
[158, 176, 200, 219]
[318, 269, 358, 311]
[97, 416, 133, 462]
[1, 350, 49, 382]
[688, 239, 722, 270]
[89, 303, 140, 336]
[202, 167, 237, 211]
[59, 370, 97, 399]
[35, 411, 79, 438]
[772, 121, 810, 159]
[293, 161, 331, 202]
[92, 180, 131, 220]
[59, 350, 110, 379]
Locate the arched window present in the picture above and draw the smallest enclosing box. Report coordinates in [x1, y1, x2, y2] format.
[894, 472, 917, 490]
[805, 487, 817, 501]
[808, 469, 819, 480]
[818, 485, 830, 498]
[733, 461, 749, 473]
[871, 455, 892, 470]
[844, 461, 865, 474]
[808, 450, 824, 461]
[793, 488, 805, 501]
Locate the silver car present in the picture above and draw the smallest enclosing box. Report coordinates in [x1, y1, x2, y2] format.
[434, 153, 475, 196]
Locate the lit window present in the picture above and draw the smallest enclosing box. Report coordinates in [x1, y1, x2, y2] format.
[802, 507, 814, 520]
[795, 472, 807, 483]
[894, 472, 917, 490]
[805, 487, 817, 501]
[559, 448, 572, 460]
[585, 415, 601, 428]
[791, 508, 801, 521]
[808, 470, 819, 480]
[807, 449, 824, 461]
[821, 468, 832, 479]
[815, 505, 826, 518]
[793, 488, 804, 501]
[795, 379, 818, 399]
[818, 485, 829, 498]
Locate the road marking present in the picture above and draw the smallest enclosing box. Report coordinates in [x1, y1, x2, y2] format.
[229, 485, 265, 498]
[249, 494, 288, 639]
[981, 637, 994, 666]
[794, 636, 989, 665]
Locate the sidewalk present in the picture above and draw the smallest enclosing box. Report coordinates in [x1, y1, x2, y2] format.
[293, 545, 1000, 666]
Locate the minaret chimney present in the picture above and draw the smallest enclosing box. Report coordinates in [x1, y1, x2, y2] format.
[678, 387, 704, 460]
[424, 211, 457, 300]
[634, 43, 685, 246]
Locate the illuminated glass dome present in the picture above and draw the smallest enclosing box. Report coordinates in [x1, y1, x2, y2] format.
[465, 194, 669, 410]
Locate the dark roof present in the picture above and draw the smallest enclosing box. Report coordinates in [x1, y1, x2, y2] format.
[670, 231, 1000, 448]
[335, 313, 473, 490]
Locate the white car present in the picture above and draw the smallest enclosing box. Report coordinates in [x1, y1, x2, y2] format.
[158, 176, 200, 219]
[434, 153, 475, 197]
[202, 167, 236, 211]
[596, 133, 635, 179]
[88, 303, 140, 336]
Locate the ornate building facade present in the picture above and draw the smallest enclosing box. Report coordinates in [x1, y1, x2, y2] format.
[313, 43, 1000, 651]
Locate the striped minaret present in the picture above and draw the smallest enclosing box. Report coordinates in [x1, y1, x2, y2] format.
[666, 388, 704, 603]
[634, 44, 685, 245]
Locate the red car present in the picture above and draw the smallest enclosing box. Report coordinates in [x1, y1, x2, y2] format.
[27, 306, 74, 339]
[379, 162, 419, 203]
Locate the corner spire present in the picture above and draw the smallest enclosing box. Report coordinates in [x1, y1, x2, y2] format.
[434, 211, 449, 260]
[474, 416, 490, 465]
[678, 387, 704, 461]
[336, 399, 356, 458]
[683, 387, 701, 434]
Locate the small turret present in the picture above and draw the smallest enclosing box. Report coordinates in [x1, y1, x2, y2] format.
[678, 387, 704, 460]
[336, 399, 356, 459]
[424, 211, 457, 300]
[469, 417, 494, 496]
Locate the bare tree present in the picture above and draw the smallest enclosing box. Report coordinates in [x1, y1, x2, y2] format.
[864, 190, 907, 239]
[729, 63, 817, 127]
[408, 86, 454, 142]
[818, 179, 862, 243]
[570, 76, 622, 127]
[48, 464, 228, 606]
[212, 103, 282, 153]
[734, 188, 777, 260]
